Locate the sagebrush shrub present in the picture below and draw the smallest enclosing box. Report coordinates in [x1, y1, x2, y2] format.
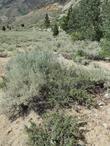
[2, 51, 56, 118]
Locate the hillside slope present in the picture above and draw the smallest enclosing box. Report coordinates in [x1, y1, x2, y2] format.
[0, 0, 67, 17]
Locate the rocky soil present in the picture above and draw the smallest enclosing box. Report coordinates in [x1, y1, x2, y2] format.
[0, 103, 110, 146]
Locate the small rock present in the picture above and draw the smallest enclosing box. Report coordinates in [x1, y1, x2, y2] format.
[7, 128, 12, 134]
[98, 101, 105, 106]
[103, 123, 108, 129]
[104, 93, 110, 99]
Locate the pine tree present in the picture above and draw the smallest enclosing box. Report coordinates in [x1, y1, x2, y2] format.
[79, 0, 103, 41]
[61, 6, 72, 31]
[2, 26, 6, 31]
[67, 0, 103, 41]
[102, 0, 110, 38]
[44, 13, 50, 28]
[21, 24, 25, 27]
[53, 24, 59, 36]
[67, 6, 80, 33]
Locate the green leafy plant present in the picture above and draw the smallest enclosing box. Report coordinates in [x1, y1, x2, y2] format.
[71, 32, 83, 42]
[26, 112, 86, 146]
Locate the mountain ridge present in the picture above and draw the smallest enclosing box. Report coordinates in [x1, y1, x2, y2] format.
[0, 0, 68, 17]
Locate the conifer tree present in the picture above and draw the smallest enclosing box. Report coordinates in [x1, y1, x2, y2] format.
[79, 0, 103, 41]
[61, 6, 72, 31]
[53, 24, 59, 36]
[2, 26, 6, 31]
[63, 0, 103, 41]
[102, 0, 110, 38]
[44, 13, 50, 28]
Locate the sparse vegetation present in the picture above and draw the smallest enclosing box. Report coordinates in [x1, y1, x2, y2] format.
[26, 112, 86, 146]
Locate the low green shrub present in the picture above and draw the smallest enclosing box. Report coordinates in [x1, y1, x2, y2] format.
[0, 77, 5, 89]
[71, 32, 83, 42]
[99, 39, 110, 58]
[74, 50, 103, 61]
[76, 50, 85, 57]
[26, 112, 86, 146]
[42, 66, 94, 108]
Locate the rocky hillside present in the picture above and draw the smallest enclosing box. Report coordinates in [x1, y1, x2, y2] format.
[0, 0, 67, 17]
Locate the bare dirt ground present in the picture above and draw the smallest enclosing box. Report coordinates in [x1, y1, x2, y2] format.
[66, 103, 110, 146]
[90, 61, 110, 71]
[0, 111, 42, 146]
[0, 104, 110, 146]
[85, 104, 110, 146]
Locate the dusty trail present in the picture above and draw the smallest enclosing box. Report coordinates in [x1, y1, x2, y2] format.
[90, 61, 110, 71]
[85, 104, 110, 146]
[0, 111, 42, 146]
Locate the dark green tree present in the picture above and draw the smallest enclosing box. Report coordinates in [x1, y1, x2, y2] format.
[100, 0, 110, 58]
[44, 13, 50, 28]
[60, 5, 72, 31]
[64, 0, 103, 41]
[80, 0, 103, 41]
[53, 24, 59, 36]
[2, 26, 6, 31]
[21, 24, 25, 27]
[67, 6, 80, 33]
[102, 0, 110, 38]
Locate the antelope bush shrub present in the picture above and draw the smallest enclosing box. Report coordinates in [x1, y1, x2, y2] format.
[2, 50, 110, 119]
